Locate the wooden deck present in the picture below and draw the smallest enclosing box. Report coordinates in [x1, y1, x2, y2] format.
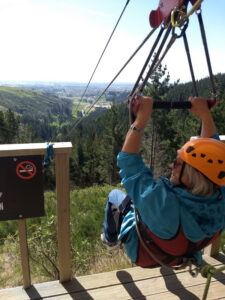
[1, 253, 225, 300]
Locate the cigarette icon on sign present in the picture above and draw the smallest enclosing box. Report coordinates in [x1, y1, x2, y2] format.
[16, 161, 37, 180]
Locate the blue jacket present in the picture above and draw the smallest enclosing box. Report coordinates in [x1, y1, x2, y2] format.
[117, 150, 225, 264]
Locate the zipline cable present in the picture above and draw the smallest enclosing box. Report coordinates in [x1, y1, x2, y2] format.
[74, 0, 131, 115]
[68, 28, 157, 134]
[129, 26, 165, 98]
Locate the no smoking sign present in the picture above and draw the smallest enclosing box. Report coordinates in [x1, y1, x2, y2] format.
[0, 155, 45, 221]
[16, 161, 37, 180]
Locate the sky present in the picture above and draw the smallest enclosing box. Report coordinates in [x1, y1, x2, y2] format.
[0, 0, 224, 84]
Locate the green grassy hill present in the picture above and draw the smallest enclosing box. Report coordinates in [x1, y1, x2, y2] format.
[0, 86, 72, 117]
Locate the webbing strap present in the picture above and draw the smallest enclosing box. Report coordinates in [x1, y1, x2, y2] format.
[118, 195, 132, 212]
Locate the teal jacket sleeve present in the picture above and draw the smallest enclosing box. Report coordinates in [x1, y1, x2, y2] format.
[117, 151, 180, 239]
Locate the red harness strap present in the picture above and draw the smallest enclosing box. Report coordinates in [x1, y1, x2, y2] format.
[136, 224, 220, 268]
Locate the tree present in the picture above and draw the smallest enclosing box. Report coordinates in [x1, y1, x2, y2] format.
[141, 64, 200, 178]
[0, 111, 5, 143]
[69, 102, 128, 187]
[0, 109, 20, 144]
[141, 64, 173, 176]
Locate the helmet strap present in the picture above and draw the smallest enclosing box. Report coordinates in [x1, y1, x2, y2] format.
[177, 162, 187, 188]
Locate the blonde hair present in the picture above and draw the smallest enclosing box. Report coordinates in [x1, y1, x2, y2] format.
[184, 163, 215, 197]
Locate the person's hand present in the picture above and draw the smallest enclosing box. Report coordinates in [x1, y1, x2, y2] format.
[134, 95, 153, 129]
[189, 96, 211, 119]
[189, 96, 217, 137]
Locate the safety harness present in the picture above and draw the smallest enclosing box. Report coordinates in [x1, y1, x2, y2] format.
[135, 208, 220, 274]
[118, 195, 220, 277]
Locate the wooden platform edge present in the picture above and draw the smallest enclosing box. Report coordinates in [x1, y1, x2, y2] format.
[0, 142, 72, 157]
[0, 253, 225, 300]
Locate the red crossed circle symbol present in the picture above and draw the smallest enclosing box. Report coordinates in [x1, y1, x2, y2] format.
[16, 161, 37, 180]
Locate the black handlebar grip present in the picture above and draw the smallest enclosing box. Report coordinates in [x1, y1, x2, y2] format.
[153, 101, 192, 109]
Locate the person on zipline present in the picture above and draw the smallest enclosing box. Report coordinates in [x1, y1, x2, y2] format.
[101, 96, 225, 268]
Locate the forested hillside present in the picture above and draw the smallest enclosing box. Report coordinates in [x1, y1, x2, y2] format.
[0, 86, 73, 143]
[1, 71, 225, 187]
[0, 86, 72, 116]
[167, 72, 225, 102]
[70, 70, 225, 186]
[0, 70, 225, 287]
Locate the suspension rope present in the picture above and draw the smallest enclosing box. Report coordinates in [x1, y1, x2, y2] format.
[128, 24, 173, 123]
[150, 17, 189, 78]
[129, 26, 165, 98]
[74, 0, 131, 115]
[131, 1, 204, 100]
[139, 24, 173, 93]
[70, 0, 217, 134]
[151, 32, 177, 77]
[183, 32, 198, 96]
[201, 264, 225, 300]
[67, 28, 156, 134]
[197, 10, 217, 98]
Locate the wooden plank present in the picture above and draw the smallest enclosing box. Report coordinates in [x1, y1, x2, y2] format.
[42, 281, 225, 300]
[0, 287, 30, 300]
[55, 153, 71, 283]
[7, 278, 223, 300]
[18, 219, 31, 289]
[33, 269, 225, 300]
[0, 142, 72, 157]
[36, 254, 225, 294]
[144, 280, 225, 300]
[145, 280, 225, 299]
[1, 254, 224, 300]
[204, 235, 222, 257]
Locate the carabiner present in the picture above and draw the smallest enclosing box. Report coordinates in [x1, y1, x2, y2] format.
[171, 9, 187, 28]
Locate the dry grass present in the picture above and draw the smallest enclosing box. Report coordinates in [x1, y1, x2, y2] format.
[0, 244, 22, 288]
[0, 242, 135, 289]
[83, 246, 134, 276]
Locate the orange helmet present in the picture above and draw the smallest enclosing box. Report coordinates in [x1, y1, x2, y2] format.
[177, 138, 225, 186]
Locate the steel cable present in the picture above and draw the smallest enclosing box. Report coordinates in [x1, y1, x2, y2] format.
[68, 28, 156, 134]
[74, 0, 131, 115]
